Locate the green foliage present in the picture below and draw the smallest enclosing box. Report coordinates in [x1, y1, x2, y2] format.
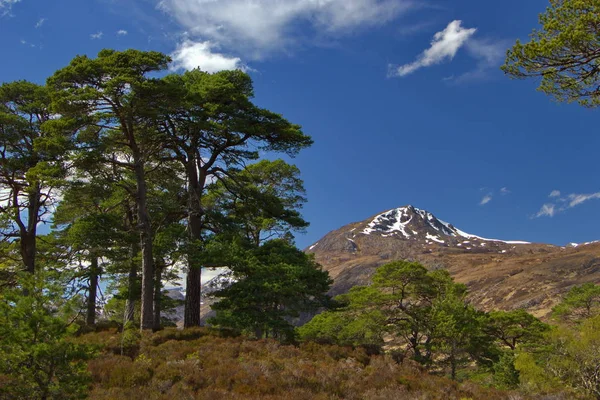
[52, 179, 131, 254]
[552, 282, 600, 322]
[0, 272, 96, 399]
[209, 239, 332, 341]
[482, 310, 549, 390]
[503, 0, 600, 107]
[297, 294, 387, 347]
[516, 316, 600, 399]
[300, 261, 497, 379]
[514, 352, 558, 395]
[492, 351, 520, 390]
[429, 292, 496, 379]
[47, 49, 171, 123]
[205, 159, 309, 245]
[512, 284, 600, 398]
[160, 68, 312, 161]
[119, 323, 142, 358]
[48, 49, 175, 330]
[4, 48, 314, 334]
[148, 64, 312, 328]
[0, 80, 68, 273]
[485, 309, 549, 350]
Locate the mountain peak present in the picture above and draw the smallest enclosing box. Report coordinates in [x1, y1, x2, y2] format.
[362, 206, 453, 239]
[305, 205, 600, 318]
[359, 205, 531, 246]
[308, 205, 530, 255]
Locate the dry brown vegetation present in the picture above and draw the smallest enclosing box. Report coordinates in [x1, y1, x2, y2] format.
[309, 215, 600, 319]
[76, 327, 533, 400]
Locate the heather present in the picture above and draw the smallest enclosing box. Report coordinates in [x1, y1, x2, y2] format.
[78, 327, 521, 400]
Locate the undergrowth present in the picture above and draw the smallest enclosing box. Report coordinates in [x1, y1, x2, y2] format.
[74, 327, 543, 400]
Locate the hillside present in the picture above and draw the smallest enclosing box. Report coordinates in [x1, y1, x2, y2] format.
[307, 205, 600, 317]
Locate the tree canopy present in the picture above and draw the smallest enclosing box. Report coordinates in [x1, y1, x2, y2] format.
[0, 49, 317, 336]
[503, 0, 600, 107]
[209, 239, 331, 341]
[299, 261, 502, 379]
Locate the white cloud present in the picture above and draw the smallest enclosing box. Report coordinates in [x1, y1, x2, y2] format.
[549, 190, 561, 198]
[90, 31, 103, 40]
[389, 20, 476, 77]
[159, 0, 414, 57]
[567, 192, 600, 208]
[117, 29, 128, 36]
[533, 190, 600, 218]
[171, 39, 247, 73]
[500, 187, 510, 195]
[480, 194, 492, 206]
[0, 0, 20, 16]
[535, 204, 555, 218]
[35, 17, 45, 28]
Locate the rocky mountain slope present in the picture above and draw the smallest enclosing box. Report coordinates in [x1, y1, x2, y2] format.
[306, 205, 600, 317]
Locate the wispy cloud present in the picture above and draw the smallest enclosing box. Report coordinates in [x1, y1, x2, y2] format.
[567, 193, 600, 208]
[20, 39, 36, 48]
[535, 204, 555, 218]
[396, 20, 437, 38]
[159, 0, 415, 58]
[117, 29, 128, 36]
[533, 190, 600, 218]
[90, 31, 103, 40]
[170, 39, 247, 73]
[500, 187, 510, 195]
[549, 190, 561, 198]
[0, 0, 20, 16]
[389, 20, 476, 77]
[448, 37, 507, 83]
[35, 17, 46, 28]
[480, 193, 492, 206]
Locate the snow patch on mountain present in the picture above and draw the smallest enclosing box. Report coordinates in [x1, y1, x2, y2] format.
[426, 233, 444, 244]
[567, 241, 600, 248]
[362, 206, 530, 245]
[362, 207, 413, 237]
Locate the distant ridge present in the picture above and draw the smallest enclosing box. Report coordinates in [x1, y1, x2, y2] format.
[307, 205, 600, 318]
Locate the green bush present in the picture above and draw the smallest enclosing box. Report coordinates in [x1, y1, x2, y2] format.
[0, 273, 97, 400]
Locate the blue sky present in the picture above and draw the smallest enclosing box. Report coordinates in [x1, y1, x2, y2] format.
[2, 0, 599, 249]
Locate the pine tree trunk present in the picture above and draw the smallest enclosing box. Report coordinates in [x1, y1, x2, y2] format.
[450, 345, 457, 380]
[184, 264, 202, 327]
[184, 155, 204, 328]
[20, 234, 36, 275]
[153, 260, 164, 332]
[123, 244, 139, 324]
[20, 188, 40, 274]
[134, 161, 155, 331]
[86, 256, 100, 326]
[124, 208, 138, 325]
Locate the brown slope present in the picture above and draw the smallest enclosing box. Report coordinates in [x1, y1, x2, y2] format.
[307, 206, 600, 318]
